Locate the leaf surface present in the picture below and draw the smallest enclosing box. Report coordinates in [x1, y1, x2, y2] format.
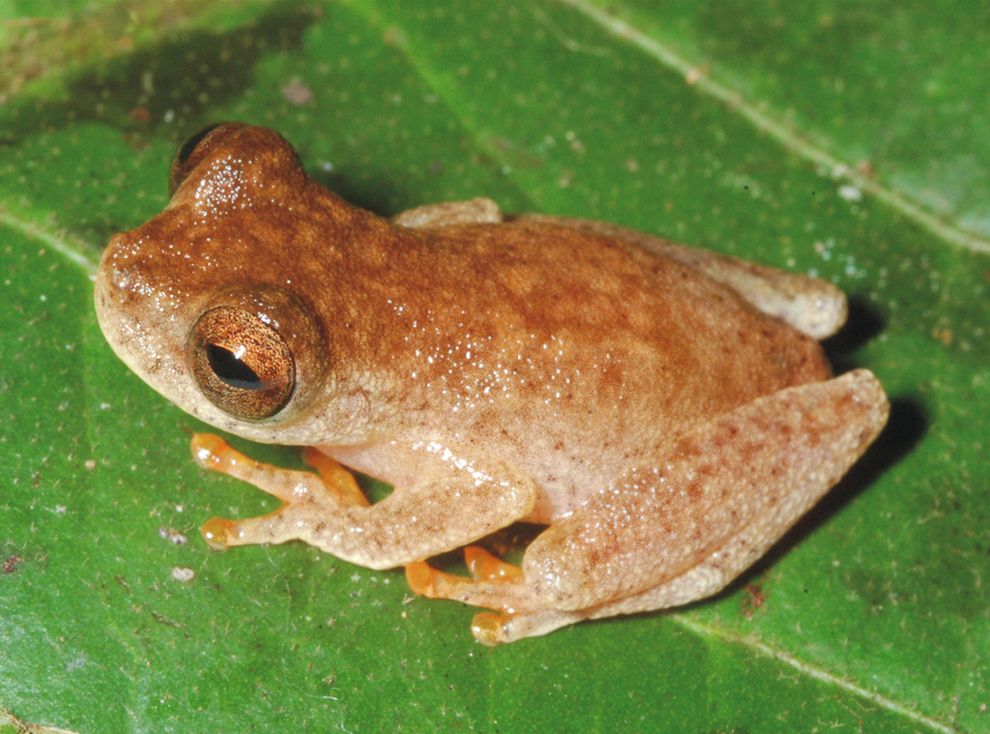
[1, 2, 986, 732]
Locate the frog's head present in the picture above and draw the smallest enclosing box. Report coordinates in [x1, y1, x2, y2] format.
[95, 123, 379, 444]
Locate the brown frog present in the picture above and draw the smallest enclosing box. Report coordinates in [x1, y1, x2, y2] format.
[94, 123, 888, 644]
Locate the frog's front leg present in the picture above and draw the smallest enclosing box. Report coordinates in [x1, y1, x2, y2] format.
[410, 369, 888, 644]
[193, 435, 537, 570]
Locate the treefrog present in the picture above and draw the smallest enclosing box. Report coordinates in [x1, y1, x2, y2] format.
[94, 123, 889, 644]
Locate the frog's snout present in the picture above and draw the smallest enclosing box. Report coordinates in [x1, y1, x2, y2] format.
[93, 232, 162, 362]
[95, 245, 131, 317]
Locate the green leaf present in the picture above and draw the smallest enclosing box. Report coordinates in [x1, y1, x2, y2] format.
[2, 1, 987, 732]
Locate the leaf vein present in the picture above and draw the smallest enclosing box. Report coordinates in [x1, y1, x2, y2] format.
[560, 0, 990, 256]
[674, 615, 962, 733]
[0, 207, 98, 273]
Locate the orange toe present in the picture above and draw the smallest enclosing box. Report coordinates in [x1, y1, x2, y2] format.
[405, 561, 436, 596]
[190, 433, 239, 473]
[471, 612, 511, 646]
[200, 516, 237, 549]
[301, 447, 368, 507]
[465, 546, 523, 582]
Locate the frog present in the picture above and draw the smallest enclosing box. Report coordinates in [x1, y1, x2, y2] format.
[94, 123, 889, 645]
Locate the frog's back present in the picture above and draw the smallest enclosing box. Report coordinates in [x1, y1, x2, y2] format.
[409, 218, 829, 416]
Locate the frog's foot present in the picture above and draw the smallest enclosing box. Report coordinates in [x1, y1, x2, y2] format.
[300, 446, 368, 507]
[406, 547, 573, 646]
[191, 433, 357, 550]
[464, 546, 523, 582]
[406, 547, 524, 606]
[405, 547, 677, 645]
[473, 609, 597, 645]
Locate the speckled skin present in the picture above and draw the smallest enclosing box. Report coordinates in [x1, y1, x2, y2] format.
[95, 124, 889, 644]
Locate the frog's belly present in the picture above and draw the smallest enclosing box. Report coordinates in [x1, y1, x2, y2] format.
[511, 427, 666, 523]
[321, 393, 712, 526]
[318, 427, 659, 526]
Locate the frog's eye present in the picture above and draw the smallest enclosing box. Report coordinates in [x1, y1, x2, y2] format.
[176, 124, 223, 167]
[189, 306, 295, 420]
[169, 122, 243, 196]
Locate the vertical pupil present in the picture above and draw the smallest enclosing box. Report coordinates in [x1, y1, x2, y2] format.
[206, 344, 263, 390]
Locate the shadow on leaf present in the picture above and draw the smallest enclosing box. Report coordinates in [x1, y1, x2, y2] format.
[0, 4, 318, 144]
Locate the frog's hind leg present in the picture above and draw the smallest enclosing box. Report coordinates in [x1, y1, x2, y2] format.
[522, 370, 887, 612]
[515, 214, 847, 339]
[448, 512, 805, 646]
[411, 369, 888, 644]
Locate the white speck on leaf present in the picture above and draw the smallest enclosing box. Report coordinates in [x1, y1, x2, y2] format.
[838, 184, 863, 202]
[171, 567, 195, 583]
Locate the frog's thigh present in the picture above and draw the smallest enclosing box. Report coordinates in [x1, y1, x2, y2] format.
[470, 519, 786, 644]
[585, 503, 809, 622]
[194, 436, 536, 570]
[522, 369, 889, 613]
[515, 214, 847, 339]
[450, 491, 849, 645]
[392, 197, 502, 228]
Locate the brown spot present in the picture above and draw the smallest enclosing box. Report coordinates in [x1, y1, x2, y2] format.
[3, 555, 23, 574]
[736, 439, 760, 465]
[932, 328, 954, 346]
[741, 583, 766, 618]
[130, 107, 151, 124]
[854, 160, 874, 177]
